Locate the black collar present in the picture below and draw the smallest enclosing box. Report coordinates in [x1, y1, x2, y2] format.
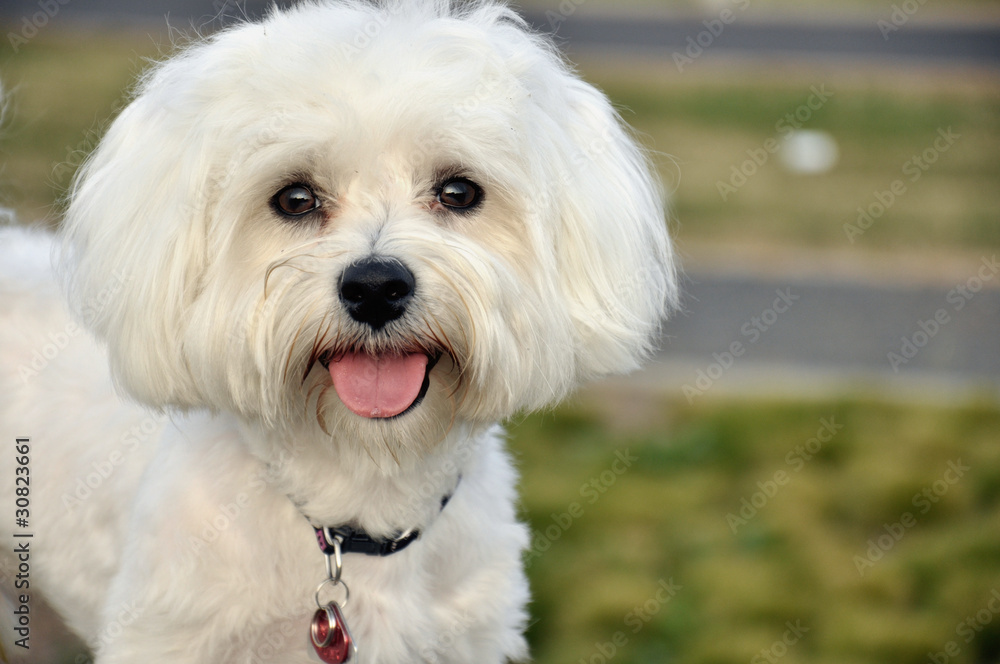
[314, 524, 420, 557]
[307, 481, 457, 557]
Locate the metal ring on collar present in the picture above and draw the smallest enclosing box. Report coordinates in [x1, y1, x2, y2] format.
[324, 534, 343, 583]
[315, 576, 350, 610]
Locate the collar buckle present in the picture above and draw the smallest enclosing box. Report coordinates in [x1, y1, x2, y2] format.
[315, 524, 421, 557]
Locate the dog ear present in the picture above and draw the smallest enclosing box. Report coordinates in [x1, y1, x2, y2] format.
[60, 64, 211, 408]
[545, 78, 678, 381]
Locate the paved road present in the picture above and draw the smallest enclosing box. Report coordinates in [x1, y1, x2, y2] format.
[526, 12, 1000, 67]
[655, 269, 1000, 396]
[2, 1, 998, 67]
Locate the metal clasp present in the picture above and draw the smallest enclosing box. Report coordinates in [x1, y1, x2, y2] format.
[315, 534, 351, 609]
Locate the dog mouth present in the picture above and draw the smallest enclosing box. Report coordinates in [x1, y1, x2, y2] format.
[321, 349, 439, 419]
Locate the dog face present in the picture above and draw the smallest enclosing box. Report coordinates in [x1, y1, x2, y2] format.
[61, 1, 676, 455]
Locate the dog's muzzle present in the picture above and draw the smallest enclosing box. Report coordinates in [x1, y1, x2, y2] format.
[323, 256, 435, 419]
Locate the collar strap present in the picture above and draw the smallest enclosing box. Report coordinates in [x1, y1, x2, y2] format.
[309, 479, 458, 558]
[315, 525, 419, 557]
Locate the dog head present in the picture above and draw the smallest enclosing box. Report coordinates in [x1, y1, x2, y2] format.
[61, 0, 677, 455]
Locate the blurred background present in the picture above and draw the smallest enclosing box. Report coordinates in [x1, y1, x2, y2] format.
[1, 1, 998, 662]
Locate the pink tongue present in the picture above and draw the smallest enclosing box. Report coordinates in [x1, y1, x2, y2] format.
[329, 352, 429, 419]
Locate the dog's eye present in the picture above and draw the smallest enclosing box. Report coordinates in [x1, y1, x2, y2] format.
[272, 184, 319, 217]
[436, 178, 482, 211]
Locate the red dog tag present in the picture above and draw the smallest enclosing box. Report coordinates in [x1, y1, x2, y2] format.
[310, 602, 356, 663]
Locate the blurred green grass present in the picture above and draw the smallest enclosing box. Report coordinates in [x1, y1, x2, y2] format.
[585, 71, 1000, 251]
[0, 31, 163, 223]
[513, 392, 1000, 664]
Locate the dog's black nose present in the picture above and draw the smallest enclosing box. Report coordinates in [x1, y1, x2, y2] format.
[339, 257, 415, 330]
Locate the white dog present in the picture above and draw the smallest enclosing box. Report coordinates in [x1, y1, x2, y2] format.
[0, 1, 676, 662]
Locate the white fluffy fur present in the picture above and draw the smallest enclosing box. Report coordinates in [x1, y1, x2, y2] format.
[0, 1, 676, 662]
